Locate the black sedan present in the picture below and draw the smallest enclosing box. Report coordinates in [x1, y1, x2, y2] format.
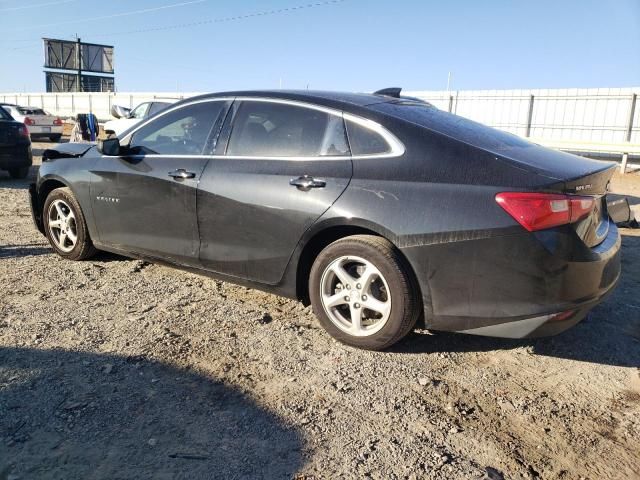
[29, 89, 620, 350]
[0, 105, 32, 179]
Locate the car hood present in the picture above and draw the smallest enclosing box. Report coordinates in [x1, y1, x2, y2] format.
[43, 142, 95, 160]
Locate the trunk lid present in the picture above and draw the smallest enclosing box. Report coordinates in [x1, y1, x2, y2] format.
[0, 120, 26, 146]
[29, 114, 56, 126]
[495, 145, 616, 248]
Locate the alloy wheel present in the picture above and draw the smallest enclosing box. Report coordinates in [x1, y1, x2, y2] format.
[319, 255, 392, 337]
[47, 199, 78, 253]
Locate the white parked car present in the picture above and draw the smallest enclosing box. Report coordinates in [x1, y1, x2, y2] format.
[104, 101, 173, 137]
[0, 104, 63, 142]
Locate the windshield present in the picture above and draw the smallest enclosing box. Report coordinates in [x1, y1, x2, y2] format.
[18, 107, 46, 115]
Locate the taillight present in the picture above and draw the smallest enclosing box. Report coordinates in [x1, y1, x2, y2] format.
[18, 125, 30, 138]
[53, 117, 63, 126]
[495, 192, 595, 232]
[23, 117, 35, 126]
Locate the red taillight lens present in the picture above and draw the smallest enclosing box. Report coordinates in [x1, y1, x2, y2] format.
[495, 192, 595, 232]
[23, 117, 35, 126]
[53, 117, 63, 126]
[18, 125, 30, 138]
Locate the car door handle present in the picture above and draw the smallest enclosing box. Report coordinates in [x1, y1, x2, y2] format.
[289, 176, 326, 191]
[168, 169, 196, 179]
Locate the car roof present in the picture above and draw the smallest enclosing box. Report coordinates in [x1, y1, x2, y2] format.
[190, 90, 398, 110]
[1, 104, 42, 109]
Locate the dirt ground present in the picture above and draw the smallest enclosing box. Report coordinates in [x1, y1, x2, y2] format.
[1, 141, 639, 480]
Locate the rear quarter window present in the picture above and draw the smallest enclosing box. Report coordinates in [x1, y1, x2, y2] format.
[345, 119, 392, 156]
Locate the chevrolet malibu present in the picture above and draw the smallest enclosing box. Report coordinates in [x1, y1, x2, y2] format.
[29, 89, 621, 350]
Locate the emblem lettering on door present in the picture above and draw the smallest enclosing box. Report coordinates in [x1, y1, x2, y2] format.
[96, 196, 120, 203]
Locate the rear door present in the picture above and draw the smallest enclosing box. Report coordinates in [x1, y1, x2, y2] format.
[197, 99, 352, 283]
[90, 99, 229, 265]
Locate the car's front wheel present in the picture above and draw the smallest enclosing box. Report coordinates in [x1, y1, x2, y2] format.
[43, 187, 97, 260]
[309, 235, 420, 350]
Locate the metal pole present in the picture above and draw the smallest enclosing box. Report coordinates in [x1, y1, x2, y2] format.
[448, 95, 453, 113]
[621, 93, 637, 173]
[76, 37, 82, 93]
[525, 94, 535, 138]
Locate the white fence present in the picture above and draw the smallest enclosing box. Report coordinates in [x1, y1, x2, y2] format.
[406, 87, 640, 144]
[2, 87, 639, 169]
[0, 92, 197, 121]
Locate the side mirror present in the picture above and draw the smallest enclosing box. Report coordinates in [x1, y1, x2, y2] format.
[110, 105, 131, 119]
[98, 137, 121, 156]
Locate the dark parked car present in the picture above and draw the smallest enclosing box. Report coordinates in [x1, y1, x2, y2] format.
[0, 105, 33, 179]
[28, 89, 621, 350]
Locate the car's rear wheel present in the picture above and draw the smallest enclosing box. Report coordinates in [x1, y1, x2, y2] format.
[8, 167, 29, 179]
[49, 134, 62, 142]
[309, 235, 420, 350]
[43, 187, 97, 260]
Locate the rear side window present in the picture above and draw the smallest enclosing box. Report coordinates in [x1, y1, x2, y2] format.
[345, 119, 392, 156]
[227, 101, 350, 157]
[0, 107, 11, 120]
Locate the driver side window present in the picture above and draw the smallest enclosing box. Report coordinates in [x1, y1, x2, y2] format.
[128, 101, 225, 155]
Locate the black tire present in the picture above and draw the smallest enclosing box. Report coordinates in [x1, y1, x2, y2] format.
[43, 187, 97, 260]
[49, 134, 62, 142]
[8, 167, 30, 179]
[309, 235, 421, 350]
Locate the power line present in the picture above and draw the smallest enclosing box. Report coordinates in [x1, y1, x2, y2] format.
[8, 0, 348, 46]
[0, 0, 77, 12]
[89, 0, 348, 39]
[11, 0, 207, 31]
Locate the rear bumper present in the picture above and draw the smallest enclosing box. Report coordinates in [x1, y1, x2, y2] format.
[402, 220, 621, 338]
[29, 126, 63, 137]
[456, 279, 618, 338]
[0, 144, 32, 170]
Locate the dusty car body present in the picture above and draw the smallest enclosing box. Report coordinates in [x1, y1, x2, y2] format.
[29, 89, 620, 349]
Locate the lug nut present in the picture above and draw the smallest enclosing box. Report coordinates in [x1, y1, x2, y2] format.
[344, 296, 350, 302]
[354, 303, 360, 309]
[345, 284, 351, 290]
[361, 295, 368, 301]
[356, 283, 361, 289]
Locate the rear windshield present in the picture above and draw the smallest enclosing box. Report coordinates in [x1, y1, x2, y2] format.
[370, 102, 531, 151]
[18, 107, 46, 115]
[0, 107, 12, 120]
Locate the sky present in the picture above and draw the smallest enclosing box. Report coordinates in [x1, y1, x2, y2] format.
[1, 0, 639, 93]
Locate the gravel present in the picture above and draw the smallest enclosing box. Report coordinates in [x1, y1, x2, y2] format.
[1, 142, 639, 479]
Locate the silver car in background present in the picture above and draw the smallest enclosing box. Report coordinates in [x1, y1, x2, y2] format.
[0, 104, 63, 142]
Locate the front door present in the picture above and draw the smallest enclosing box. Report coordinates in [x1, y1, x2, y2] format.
[91, 100, 229, 265]
[197, 99, 353, 283]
